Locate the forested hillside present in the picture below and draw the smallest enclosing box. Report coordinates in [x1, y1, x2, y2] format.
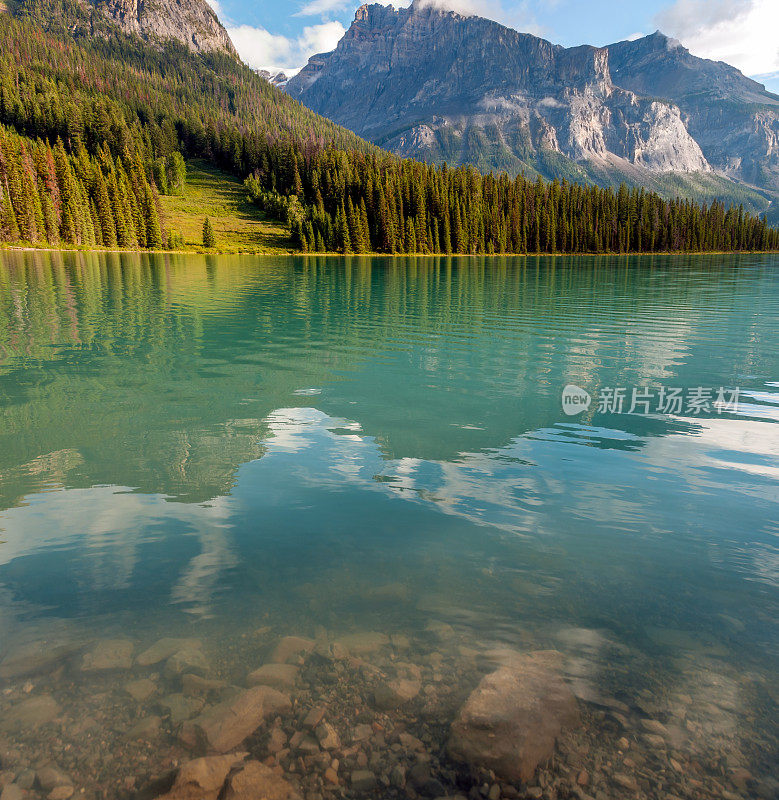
[0, 0, 777, 254]
[0, 0, 365, 250]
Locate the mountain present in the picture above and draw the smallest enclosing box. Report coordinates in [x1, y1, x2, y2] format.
[0, 0, 776, 256]
[9, 0, 236, 55]
[257, 69, 290, 88]
[606, 31, 779, 196]
[285, 2, 779, 213]
[0, 0, 366, 251]
[95, 0, 236, 55]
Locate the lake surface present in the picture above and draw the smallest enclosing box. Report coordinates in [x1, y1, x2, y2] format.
[0, 251, 777, 799]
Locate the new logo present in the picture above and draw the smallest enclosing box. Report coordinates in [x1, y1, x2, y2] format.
[561, 384, 591, 416]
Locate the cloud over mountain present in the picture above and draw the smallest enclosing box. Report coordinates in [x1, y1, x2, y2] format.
[655, 0, 779, 77]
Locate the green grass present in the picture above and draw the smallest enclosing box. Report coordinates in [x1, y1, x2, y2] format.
[161, 160, 294, 253]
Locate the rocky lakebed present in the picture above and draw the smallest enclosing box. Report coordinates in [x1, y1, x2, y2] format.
[0, 614, 776, 800]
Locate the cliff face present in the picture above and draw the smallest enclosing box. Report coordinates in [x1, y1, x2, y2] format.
[607, 32, 779, 193]
[286, 2, 710, 179]
[94, 0, 236, 55]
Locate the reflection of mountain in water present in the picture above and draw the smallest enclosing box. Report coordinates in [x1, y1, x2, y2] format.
[0, 250, 775, 511]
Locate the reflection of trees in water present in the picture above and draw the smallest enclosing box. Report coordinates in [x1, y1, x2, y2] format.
[0, 251, 772, 508]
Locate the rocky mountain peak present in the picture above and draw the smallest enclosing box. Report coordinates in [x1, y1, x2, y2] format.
[286, 4, 708, 178]
[93, 0, 236, 56]
[643, 30, 684, 50]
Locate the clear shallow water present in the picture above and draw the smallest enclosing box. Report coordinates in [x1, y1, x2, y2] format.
[0, 251, 777, 798]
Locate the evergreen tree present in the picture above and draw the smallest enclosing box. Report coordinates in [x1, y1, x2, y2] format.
[202, 216, 216, 248]
[0, 6, 775, 255]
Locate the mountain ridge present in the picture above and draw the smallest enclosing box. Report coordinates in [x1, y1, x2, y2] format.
[0, 0, 776, 255]
[95, 0, 237, 55]
[285, 2, 779, 213]
[8, 0, 237, 55]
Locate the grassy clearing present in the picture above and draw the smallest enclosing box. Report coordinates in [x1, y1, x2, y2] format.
[161, 160, 294, 253]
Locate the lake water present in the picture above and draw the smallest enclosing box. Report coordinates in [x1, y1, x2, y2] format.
[0, 251, 777, 800]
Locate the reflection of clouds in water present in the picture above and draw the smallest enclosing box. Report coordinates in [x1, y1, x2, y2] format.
[260, 406, 779, 587]
[265, 407, 323, 453]
[169, 495, 237, 616]
[0, 486, 238, 616]
[2, 402, 776, 620]
[638, 414, 779, 488]
[261, 406, 779, 546]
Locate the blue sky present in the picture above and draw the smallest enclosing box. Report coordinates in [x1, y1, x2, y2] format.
[208, 0, 779, 93]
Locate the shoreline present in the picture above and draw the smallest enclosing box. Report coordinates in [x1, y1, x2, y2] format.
[2, 245, 778, 258]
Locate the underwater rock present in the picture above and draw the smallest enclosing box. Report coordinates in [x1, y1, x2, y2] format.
[36, 765, 72, 793]
[125, 678, 158, 703]
[81, 638, 134, 671]
[136, 638, 201, 667]
[159, 694, 205, 725]
[223, 761, 301, 800]
[372, 677, 421, 710]
[156, 753, 247, 800]
[302, 706, 326, 729]
[351, 723, 372, 743]
[447, 650, 579, 782]
[165, 646, 208, 678]
[47, 787, 74, 800]
[266, 726, 288, 754]
[0, 642, 79, 680]
[181, 675, 228, 696]
[126, 716, 162, 740]
[350, 770, 377, 792]
[0, 695, 60, 731]
[640, 718, 669, 737]
[247, 664, 300, 691]
[314, 722, 340, 750]
[613, 772, 639, 791]
[333, 632, 389, 657]
[269, 637, 314, 664]
[180, 687, 291, 753]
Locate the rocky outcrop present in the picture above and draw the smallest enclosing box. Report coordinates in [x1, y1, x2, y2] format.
[447, 650, 579, 782]
[607, 31, 779, 193]
[93, 0, 236, 56]
[286, 1, 710, 180]
[257, 70, 290, 89]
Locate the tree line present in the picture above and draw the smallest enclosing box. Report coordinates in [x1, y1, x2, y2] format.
[247, 154, 779, 254]
[0, 125, 171, 248]
[0, 2, 777, 254]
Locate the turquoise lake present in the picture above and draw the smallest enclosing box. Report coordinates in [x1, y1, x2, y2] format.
[0, 251, 776, 799]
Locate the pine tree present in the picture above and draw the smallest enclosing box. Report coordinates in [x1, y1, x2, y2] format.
[143, 183, 163, 249]
[96, 176, 117, 247]
[202, 217, 216, 248]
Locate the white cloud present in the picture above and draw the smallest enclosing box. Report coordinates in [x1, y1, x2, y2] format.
[227, 20, 346, 73]
[413, 0, 543, 33]
[416, 0, 506, 15]
[655, 0, 779, 77]
[205, 0, 223, 16]
[231, 0, 545, 73]
[299, 0, 544, 35]
[295, 0, 353, 16]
